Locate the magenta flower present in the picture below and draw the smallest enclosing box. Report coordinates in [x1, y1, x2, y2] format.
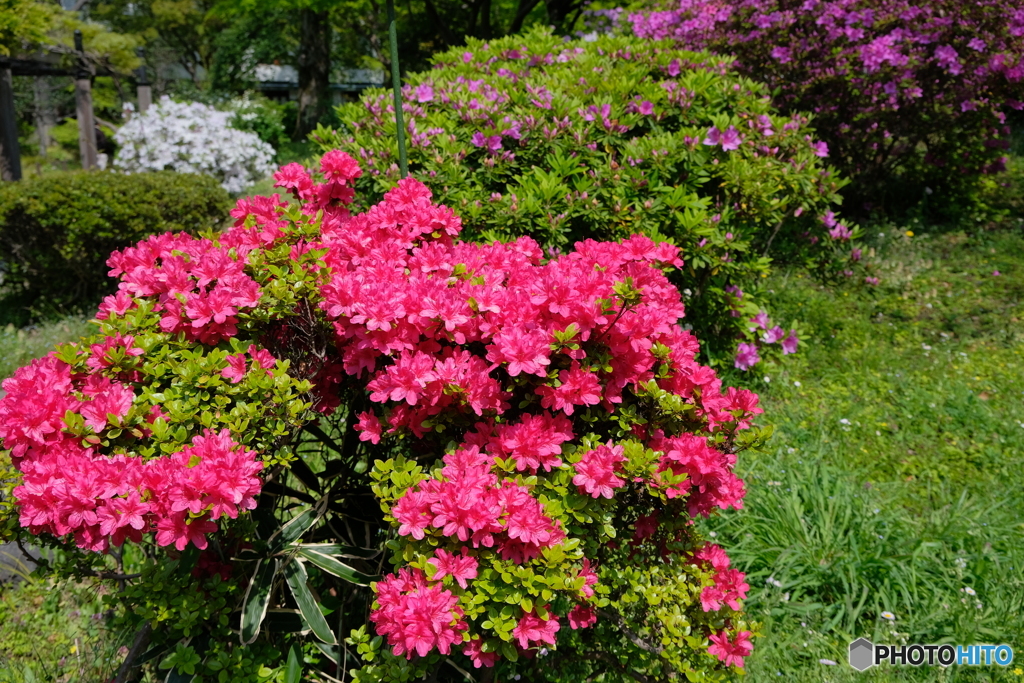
[719, 126, 743, 151]
[221, 352, 247, 383]
[414, 83, 434, 103]
[573, 442, 627, 499]
[749, 311, 770, 330]
[703, 126, 722, 146]
[762, 326, 785, 344]
[734, 343, 760, 371]
[829, 224, 852, 241]
[781, 330, 799, 355]
[470, 131, 503, 154]
[568, 604, 598, 629]
[935, 45, 962, 75]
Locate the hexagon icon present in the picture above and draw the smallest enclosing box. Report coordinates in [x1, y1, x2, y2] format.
[849, 638, 875, 671]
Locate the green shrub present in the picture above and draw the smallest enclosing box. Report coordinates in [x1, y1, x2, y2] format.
[316, 28, 861, 364]
[228, 93, 295, 153]
[0, 170, 231, 325]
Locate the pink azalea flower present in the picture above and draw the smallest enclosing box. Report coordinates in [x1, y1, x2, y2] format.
[462, 636, 498, 668]
[354, 411, 383, 444]
[568, 604, 597, 629]
[428, 548, 479, 588]
[221, 352, 247, 383]
[512, 609, 560, 649]
[708, 630, 753, 668]
[536, 362, 602, 415]
[572, 442, 627, 498]
[414, 83, 434, 103]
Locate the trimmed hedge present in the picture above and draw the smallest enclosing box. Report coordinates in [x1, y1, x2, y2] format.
[0, 171, 231, 324]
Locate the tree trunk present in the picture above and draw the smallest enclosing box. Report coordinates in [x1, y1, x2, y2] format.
[294, 8, 332, 139]
[543, 0, 581, 30]
[0, 67, 21, 181]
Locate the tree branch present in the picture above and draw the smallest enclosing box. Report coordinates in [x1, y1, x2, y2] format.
[112, 622, 152, 683]
[596, 608, 663, 655]
[508, 0, 543, 34]
[422, 0, 459, 48]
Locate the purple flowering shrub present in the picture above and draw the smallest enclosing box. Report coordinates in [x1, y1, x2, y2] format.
[628, 0, 1024, 217]
[315, 29, 863, 366]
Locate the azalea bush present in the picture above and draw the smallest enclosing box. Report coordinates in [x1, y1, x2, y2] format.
[628, 0, 1024, 217]
[114, 97, 277, 193]
[0, 170, 230, 325]
[316, 29, 862, 366]
[0, 153, 768, 682]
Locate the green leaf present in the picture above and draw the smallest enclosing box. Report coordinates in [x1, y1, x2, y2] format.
[165, 669, 194, 683]
[313, 641, 342, 665]
[241, 558, 278, 645]
[283, 559, 336, 644]
[268, 505, 322, 553]
[295, 543, 380, 559]
[297, 548, 379, 585]
[285, 643, 302, 683]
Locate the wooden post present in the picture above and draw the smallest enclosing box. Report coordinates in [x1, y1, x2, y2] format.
[135, 47, 151, 113]
[0, 65, 22, 181]
[74, 30, 98, 170]
[33, 76, 55, 158]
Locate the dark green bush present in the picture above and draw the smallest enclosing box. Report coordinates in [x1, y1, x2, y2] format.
[0, 170, 231, 325]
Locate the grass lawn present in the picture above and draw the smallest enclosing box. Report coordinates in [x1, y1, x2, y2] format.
[1, 221, 1023, 682]
[710, 226, 1024, 681]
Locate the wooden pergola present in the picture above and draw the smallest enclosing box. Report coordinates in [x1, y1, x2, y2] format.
[0, 31, 143, 181]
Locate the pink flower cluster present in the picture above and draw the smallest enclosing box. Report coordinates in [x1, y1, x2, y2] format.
[372, 568, 468, 658]
[391, 444, 566, 562]
[1, 151, 759, 671]
[651, 433, 746, 516]
[692, 543, 752, 665]
[0, 354, 261, 552]
[734, 310, 799, 370]
[104, 233, 261, 345]
[271, 160, 760, 667]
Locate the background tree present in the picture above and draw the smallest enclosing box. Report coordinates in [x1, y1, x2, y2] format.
[0, 0, 54, 56]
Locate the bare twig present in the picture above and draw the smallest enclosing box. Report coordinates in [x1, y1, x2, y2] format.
[89, 571, 142, 581]
[445, 657, 475, 681]
[761, 210, 793, 257]
[95, 116, 119, 133]
[596, 609, 663, 655]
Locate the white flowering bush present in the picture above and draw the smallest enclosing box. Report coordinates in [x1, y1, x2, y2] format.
[114, 97, 276, 193]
